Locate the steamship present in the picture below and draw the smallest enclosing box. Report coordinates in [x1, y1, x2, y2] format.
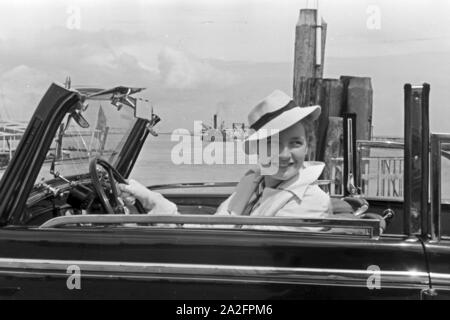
[201, 113, 250, 142]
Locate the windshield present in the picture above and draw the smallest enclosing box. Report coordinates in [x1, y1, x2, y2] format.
[34, 100, 137, 185]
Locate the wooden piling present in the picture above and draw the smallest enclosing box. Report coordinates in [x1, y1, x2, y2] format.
[340, 76, 373, 141]
[297, 77, 320, 107]
[293, 9, 327, 161]
[316, 79, 344, 161]
[293, 9, 327, 103]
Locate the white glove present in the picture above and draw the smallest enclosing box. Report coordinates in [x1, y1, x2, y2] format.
[118, 179, 178, 215]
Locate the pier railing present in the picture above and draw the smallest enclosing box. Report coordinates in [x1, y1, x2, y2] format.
[329, 140, 404, 199]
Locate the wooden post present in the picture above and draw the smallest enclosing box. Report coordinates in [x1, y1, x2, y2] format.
[293, 9, 327, 88]
[340, 76, 373, 141]
[316, 79, 344, 161]
[293, 9, 327, 161]
[323, 79, 344, 117]
[293, 9, 327, 101]
[297, 77, 318, 107]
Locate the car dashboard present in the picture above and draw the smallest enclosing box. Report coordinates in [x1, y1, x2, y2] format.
[22, 181, 222, 226]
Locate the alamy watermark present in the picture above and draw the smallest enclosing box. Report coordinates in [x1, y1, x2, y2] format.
[170, 121, 280, 175]
[66, 265, 81, 290]
[366, 265, 381, 290]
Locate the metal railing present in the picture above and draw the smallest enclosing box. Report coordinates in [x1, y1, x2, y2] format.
[329, 140, 404, 199]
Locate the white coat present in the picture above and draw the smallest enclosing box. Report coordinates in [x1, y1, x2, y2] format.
[215, 161, 332, 218]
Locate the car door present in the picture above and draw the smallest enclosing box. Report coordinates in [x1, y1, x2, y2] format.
[421, 134, 450, 299]
[0, 83, 155, 299]
[424, 238, 450, 299]
[0, 224, 430, 299]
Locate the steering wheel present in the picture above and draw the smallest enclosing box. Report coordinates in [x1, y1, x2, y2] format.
[89, 157, 145, 214]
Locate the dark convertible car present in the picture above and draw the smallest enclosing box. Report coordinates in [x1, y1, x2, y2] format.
[0, 82, 449, 299]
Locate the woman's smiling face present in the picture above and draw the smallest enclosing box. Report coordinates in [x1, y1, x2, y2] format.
[259, 122, 308, 182]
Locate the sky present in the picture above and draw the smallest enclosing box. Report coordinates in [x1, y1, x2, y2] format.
[0, 0, 449, 136]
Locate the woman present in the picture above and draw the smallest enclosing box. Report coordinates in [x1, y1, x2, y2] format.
[119, 90, 332, 219]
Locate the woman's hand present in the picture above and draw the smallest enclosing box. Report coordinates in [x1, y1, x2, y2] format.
[118, 179, 178, 215]
[118, 179, 153, 209]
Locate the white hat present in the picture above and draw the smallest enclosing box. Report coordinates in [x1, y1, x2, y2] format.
[246, 90, 321, 142]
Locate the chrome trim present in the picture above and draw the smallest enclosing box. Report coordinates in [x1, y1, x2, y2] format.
[343, 113, 358, 196]
[347, 116, 355, 195]
[151, 180, 334, 190]
[430, 273, 450, 290]
[38, 214, 381, 238]
[0, 258, 430, 289]
[403, 84, 430, 236]
[382, 209, 395, 221]
[354, 201, 369, 217]
[358, 196, 404, 203]
[27, 177, 92, 206]
[315, 180, 334, 186]
[357, 140, 404, 150]
[430, 134, 442, 241]
[149, 182, 237, 190]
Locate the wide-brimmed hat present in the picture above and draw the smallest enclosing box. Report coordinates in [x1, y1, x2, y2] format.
[246, 90, 321, 142]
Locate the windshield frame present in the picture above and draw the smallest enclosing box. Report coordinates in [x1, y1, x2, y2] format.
[0, 84, 80, 225]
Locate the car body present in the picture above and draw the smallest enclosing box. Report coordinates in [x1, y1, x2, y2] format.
[0, 83, 449, 300]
